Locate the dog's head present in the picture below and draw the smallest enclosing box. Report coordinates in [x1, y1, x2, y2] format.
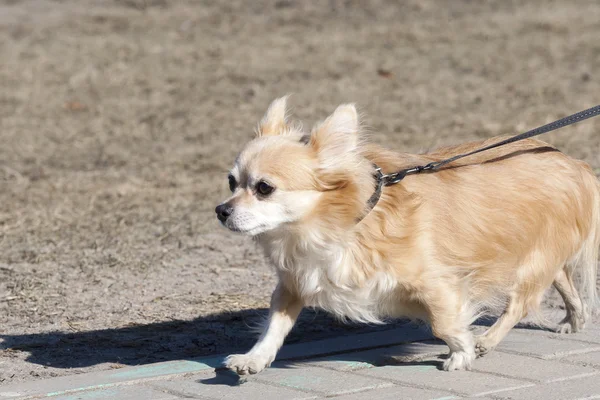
[215, 96, 370, 236]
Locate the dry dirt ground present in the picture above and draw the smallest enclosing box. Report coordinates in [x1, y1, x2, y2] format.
[0, 0, 599, 385]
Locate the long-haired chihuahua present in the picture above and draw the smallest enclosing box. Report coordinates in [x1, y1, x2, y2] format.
[216, 97, 600, 374]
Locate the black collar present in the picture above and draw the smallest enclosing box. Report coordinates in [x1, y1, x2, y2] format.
[356, 164, 385, 224]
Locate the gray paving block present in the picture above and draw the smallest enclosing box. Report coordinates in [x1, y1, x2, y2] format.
[277, 324, 433, 360]
[0, 359, 220, 399]
[305, 342, 448, 372]
[303, 352, 377, 372]
[496, 330, 600, 359]
[473, 351, 596, 382]
[561, 350, 600, 368]
[561, 323, 600, 344]
[493, 372, 600, 400]
[48, 386, 180, 400]
[254, 363, 393, 395]
[512, 320, 600, 345]
[151, 370, 317, 400]
[330, 385, 456, 399]
[452, 398, 494, 400]
[358, 364, 533, 397]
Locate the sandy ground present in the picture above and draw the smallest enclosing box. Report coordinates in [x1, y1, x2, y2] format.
[0, 0, 599, 384]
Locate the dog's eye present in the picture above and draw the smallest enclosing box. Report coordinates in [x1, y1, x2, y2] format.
[256, 181, 274, 196]
[228, 175, 237, 192]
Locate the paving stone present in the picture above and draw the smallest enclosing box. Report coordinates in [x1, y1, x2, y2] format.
[151, 370, 317, 400]
[561, 350, 600, 368]
[510, 317, 600, 345]
[49, 386, 179, 400]
[560, 323, 600, 345]
[359, 364, 533, 397]
[305, 342, 448, 372]
[473, 351, 596, 382]
[277, 324, 433, 360]
[456, 396, 494, 400]
[0, 359, 220, 399]
[330, 384, 457, 399]
[452, 398, 495, 400]
[495, 330, 600, 359]
[493, 372, 600, 400]
[253, 363, 393, 396]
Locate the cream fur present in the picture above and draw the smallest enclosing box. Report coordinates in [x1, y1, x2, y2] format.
[219, 97, 600, 375]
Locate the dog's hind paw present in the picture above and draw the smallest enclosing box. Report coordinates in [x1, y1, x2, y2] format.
[474, 339, 493, 357]
[556, 313, 585, 334]
[224, 353, 271, 375]
[474, 334, 497, 357]
[556, 322, 574, 334]
[443, 351, 474, 371]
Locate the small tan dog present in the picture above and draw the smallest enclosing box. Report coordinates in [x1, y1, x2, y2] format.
[216, 97, 600, 374]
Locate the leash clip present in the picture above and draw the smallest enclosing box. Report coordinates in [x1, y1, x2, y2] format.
[380, 161, 439, 186]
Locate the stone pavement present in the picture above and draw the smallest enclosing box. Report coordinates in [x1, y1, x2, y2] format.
[1, 319, 600, 400]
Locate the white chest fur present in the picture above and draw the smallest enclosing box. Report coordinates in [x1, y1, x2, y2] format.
[260, 234, 400, 323]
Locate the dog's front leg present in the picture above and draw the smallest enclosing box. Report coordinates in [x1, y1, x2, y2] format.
[225, 283, 302, 375]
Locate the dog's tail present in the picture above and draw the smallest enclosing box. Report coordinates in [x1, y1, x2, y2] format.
[572, 174, 600, 315]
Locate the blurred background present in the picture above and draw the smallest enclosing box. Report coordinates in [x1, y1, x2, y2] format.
[0, 0, 599, 383]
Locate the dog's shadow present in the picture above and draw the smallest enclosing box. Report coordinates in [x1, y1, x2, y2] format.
[0, 308, 417, 371]
[0, 309, 556, 383]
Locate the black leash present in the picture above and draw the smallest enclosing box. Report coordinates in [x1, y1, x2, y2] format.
[380, 104, 600, 185]
[360, 104, 600, 223]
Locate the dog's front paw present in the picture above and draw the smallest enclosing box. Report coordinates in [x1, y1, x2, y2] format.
[224, 353, 271, 375]
[443, 351, 474, 371]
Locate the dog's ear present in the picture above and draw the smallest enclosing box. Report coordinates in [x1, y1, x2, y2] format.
[310, 104, 359, 169]
[257, 96, 290, 137]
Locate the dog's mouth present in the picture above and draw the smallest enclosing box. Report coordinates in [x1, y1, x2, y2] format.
[221, 220, 269, 236]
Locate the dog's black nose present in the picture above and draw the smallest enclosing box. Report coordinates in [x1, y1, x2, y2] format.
[215, 204, 233, 222]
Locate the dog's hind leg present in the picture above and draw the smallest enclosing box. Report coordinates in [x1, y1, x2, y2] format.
[475, 290, 529, 357]
[553, 267, 586, 333]
[426, 286, 475, 371]
[476, 249, 558, 357]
